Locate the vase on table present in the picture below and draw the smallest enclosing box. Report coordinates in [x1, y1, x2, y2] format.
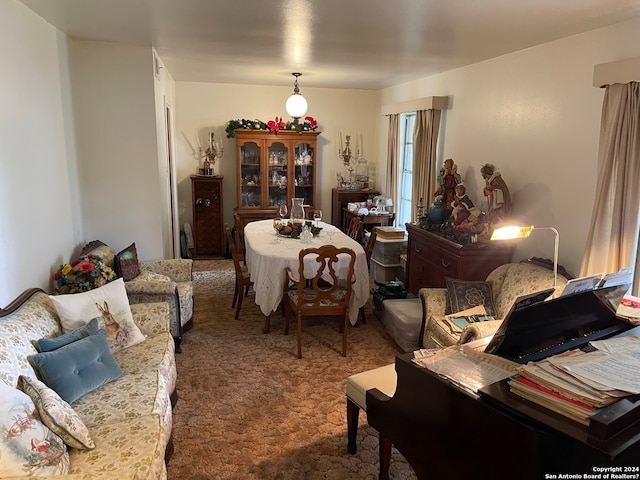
[290, 198, 306, 231]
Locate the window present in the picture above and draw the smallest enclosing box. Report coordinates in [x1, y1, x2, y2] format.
[396, 113, 415, 229]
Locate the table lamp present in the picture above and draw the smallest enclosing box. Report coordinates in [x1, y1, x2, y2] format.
[490, 225, 559, 297]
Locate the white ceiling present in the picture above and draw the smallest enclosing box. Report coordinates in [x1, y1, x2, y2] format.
[19, 0, 640, 90]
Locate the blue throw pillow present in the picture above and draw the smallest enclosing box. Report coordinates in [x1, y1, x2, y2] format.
[36, 318, 100, 352]
[32, 330, 124, 404]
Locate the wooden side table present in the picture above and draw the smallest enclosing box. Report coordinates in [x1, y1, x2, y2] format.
[342, 208, 394, 233]
[331, 188, 379, 230]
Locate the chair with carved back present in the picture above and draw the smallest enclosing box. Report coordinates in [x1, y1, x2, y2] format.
[347, 216, 364, 244]
[364, 228, 378, 268]
[225, 224, 253, 319]
[233, 212, 247, 260]
[357, 228, 378, 324]
[282, 245, 357, 359]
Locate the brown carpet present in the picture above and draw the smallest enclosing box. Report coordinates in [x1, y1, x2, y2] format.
[167, 259, 417, 480]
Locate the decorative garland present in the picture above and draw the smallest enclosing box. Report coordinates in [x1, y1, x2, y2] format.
[225, 116, 318, 138]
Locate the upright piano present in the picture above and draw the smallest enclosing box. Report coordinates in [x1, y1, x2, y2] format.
[366, 286, 640, 480]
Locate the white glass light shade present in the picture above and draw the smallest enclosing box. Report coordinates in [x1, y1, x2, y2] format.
[490, 225, 533, 240]
[286, 93, 308, 119]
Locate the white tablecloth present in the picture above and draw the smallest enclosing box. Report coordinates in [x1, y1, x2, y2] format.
[244, 219, 369, 325]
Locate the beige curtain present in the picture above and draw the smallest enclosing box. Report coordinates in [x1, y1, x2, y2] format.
[412, 109, 442, 213]
[385, 114, 399, 202]
[580, 82, 640, 293]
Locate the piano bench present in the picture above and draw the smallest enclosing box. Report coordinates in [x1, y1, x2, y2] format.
[382, 297, 423, 352]
[346, 363, 397, 454]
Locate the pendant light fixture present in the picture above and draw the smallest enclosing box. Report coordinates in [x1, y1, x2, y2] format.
[285, 73, 308, 123]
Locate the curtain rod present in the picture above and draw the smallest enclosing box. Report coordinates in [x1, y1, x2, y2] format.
[381, 96, 449, 115]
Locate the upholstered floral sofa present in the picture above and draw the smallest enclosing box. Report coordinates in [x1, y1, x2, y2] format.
[0, 286, 176, 479]
[80, 241, 194, 352]
[420, 260, 571, 349]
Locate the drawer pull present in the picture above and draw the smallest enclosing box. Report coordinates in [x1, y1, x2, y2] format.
[441, 259, 451, 268]
[414, 246, 423, 253]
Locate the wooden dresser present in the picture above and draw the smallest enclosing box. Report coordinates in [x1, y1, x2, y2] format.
[405, 223, 514, 295]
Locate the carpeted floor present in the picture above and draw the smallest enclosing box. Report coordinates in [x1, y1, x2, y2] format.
[166, 259, 417, 479]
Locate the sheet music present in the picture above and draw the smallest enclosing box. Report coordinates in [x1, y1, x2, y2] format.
[549, 336, 640, 394]
[559, 273, 603, 297]
[600, 268, 633, 288]
[413, 345, 520, 395]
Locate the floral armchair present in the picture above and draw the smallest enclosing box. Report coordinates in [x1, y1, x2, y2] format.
[80, 241, 193, 352]
[420, 259, 571, 350]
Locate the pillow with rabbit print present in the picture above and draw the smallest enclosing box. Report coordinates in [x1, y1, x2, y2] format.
[49, 278, 146, 353]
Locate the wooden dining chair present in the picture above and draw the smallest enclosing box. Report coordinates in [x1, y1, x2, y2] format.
[282, 245, 357, 359]
[358, 228, 378, 324]
[364, 228, 378, 268]
[347, 216, 364, 244]
[233, 212, 247, 259]
[225, 224, 254, 319]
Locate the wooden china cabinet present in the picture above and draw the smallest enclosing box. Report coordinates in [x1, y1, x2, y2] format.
[233, 129, 320, 231]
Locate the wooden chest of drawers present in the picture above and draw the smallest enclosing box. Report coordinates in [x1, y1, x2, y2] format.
[405, 223, 514, 295]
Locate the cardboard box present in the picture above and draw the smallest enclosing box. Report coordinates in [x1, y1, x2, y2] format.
[376, 226, 406, 239]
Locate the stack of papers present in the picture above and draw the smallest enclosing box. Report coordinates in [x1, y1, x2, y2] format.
[508, 336, 640, 425]
[413, 345, 520, 397]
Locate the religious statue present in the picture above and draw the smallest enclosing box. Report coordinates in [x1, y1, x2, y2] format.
[451, 184, 474, 226]
[480, 163, 511, 225]
[434, 158, 461, 212]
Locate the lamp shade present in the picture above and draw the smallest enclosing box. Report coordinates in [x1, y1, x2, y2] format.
[490, 225, 534, 240]
[286, 93, 308, 119]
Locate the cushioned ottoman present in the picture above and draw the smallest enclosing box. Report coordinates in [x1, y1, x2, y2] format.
[346, 363, 397, 454]
[382, 297, 423, 352]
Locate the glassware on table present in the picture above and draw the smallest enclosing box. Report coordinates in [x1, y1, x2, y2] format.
[273, 218, 282, 243]
[300, 225, 312, 244]
[279, 204, 288, 220]
[290, 198, 305, 228]
[313, 209, 323, 228]
[326, 229, 336, 244]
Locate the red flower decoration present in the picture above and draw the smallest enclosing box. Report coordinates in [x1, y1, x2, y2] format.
[304, 116, 317, 128]
[75, 261, 94, 273]
[267, 116, 285, 134]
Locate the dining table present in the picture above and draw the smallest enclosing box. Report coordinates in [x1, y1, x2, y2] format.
[243, 219, 370, 333]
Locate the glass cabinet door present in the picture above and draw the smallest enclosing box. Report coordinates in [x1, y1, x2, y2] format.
[293, 141, 315, 208]
[239, 141, 261, 207]
[267, 140, 289, 207]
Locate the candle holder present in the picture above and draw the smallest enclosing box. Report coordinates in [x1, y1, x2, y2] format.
[338, 134, 363, 190]
[198, 131, 224, 175]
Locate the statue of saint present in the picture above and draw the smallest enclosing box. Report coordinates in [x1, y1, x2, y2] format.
[451, 184, 474, 226]
[480, 163, 511, 225]
[434, 158, 461, 212]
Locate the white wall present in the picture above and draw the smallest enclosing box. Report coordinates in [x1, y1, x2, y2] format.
[68, 39, 167, 261]
[174, 83, 380, 231]
[0, 1, 80, 305]
[152, 50, 178, 259]
[378, 17, 640, 277]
